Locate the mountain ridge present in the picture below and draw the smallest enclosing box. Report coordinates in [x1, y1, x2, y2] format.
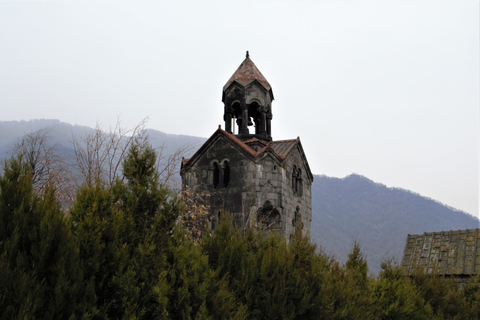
[311, 173, 478, 273]
[1, 119, 478, 274]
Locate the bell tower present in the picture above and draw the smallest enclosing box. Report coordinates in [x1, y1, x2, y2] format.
[182, 52, 313, 241]
[222, 51, 274, 141]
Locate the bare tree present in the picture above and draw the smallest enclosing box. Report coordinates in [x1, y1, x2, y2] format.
[12, 128, 74, 207]
[71, 117, 199, 190]
[155, 143, 197, 190]
[72, 117, 148, 186]
[5, 118, 202, 213]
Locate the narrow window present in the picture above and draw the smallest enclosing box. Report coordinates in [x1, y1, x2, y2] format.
[213, 162, 220, 188]
[293, 207, 301, 229]
[223, 160, 230, 187]
[297, 168, 303, 196]
[292, 166, 297, 190]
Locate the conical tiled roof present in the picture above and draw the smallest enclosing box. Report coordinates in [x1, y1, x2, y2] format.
[223, 51, 271, 91]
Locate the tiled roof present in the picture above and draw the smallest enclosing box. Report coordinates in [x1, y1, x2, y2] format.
[244, 137, 267, 145]
[222, 130, 258, 157]
[183, 128, 299, 167]
[268, 139, 299, 159]
[401, 229, 480, 276]
[223, 52, 271, 91]
[182, 127, 313, 182]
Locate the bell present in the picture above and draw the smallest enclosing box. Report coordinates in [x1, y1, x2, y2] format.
[247, 117, 254, 126]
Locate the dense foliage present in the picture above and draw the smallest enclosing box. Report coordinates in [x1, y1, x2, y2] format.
[2, 120, 478, 277]
[1, 137, 479, 319]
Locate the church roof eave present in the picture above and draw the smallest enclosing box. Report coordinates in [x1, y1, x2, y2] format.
[223, 79, 274, 101]
[269, 138, 314, 182]
[181, 127, 258, 169]
[182, 128, 313, 182]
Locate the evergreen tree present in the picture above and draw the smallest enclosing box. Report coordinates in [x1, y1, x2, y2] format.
[286, 228, 332, 319]
[0, 155, 88, 319]
[7, 133, 480, 320]
[70, 183, 127, 318]
[112, 138, 180, 318]
[371, 259, 432, 320]
[325, 240, 373, 319]
[71, 137, 215, 319]
[70, 138, 173, 318]
[462, 275, 480, 319]
[202, 215, 333, 320]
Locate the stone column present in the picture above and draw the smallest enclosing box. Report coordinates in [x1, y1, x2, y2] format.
[259, 108, 266, 136]
[224, 112, 232, 133]
[266, 106, 272, 139]
[266, 116, 272, 138]
[240, 107, 249, 135]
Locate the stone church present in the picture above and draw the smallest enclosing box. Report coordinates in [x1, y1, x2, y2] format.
[181, 52, 313, 240]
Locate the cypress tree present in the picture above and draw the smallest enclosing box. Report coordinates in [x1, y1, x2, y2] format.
[371, 260, 432, 320]
[0, 155, 88, 319]
[71, 137, 191, 319]
[462, 275, 480, 319]
[202, 215, 332, 320]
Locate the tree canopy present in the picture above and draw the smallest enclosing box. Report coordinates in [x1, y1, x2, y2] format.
[0, 132, 479, 319]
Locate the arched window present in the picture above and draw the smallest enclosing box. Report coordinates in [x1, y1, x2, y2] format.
[297, 168, 303, 196]
[231, 101, 242, 134]
[213, 162, 220, 188]
[257, 201, 281, 231]
[223, 160, 230, 187]
[292, 166, 297, 190]
[291, 165, 303, 196]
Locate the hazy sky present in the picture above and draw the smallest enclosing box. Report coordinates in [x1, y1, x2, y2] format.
[1, 1, 479, 220]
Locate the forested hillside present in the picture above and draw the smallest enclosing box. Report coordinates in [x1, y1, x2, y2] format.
[311, 174, 479, 274]
[1, 119, 478, 275]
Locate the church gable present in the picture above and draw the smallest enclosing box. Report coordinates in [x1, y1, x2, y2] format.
[267, 139, 313, 183]
[182, 128, 256, 170]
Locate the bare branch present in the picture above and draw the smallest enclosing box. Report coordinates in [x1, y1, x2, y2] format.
[13, 128, 75, 208]
[155, 142, 197, 190]
[72, 117, 148, 187]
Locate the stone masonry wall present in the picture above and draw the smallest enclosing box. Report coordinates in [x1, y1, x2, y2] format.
[182, 136, 312, 241]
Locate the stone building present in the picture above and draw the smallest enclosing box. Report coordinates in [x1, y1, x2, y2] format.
[181, 52, 313, 240]
[401, 229, 480, 285]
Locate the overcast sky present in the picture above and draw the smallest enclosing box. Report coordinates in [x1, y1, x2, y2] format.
[1, 1, 478, 220]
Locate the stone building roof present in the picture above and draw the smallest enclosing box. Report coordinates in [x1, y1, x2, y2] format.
[223, 51, 272, 92]
[401, 229, 480, 276]
[269, 138, 300, 159]
[181, 127, 313, 181]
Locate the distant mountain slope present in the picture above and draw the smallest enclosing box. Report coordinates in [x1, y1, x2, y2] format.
[0, 119, 91, 146]
[0, 119, 206, 165]
[311, 174, 479, 274]
[1, 120, 478, 274]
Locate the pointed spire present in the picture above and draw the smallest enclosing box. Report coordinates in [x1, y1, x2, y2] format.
[223, 52, 271, 91]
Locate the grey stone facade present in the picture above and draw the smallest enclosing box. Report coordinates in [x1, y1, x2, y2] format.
[181, 53, 313, 240]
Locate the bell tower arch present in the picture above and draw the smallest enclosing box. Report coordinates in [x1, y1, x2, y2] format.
[222, 51, 274, 141]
